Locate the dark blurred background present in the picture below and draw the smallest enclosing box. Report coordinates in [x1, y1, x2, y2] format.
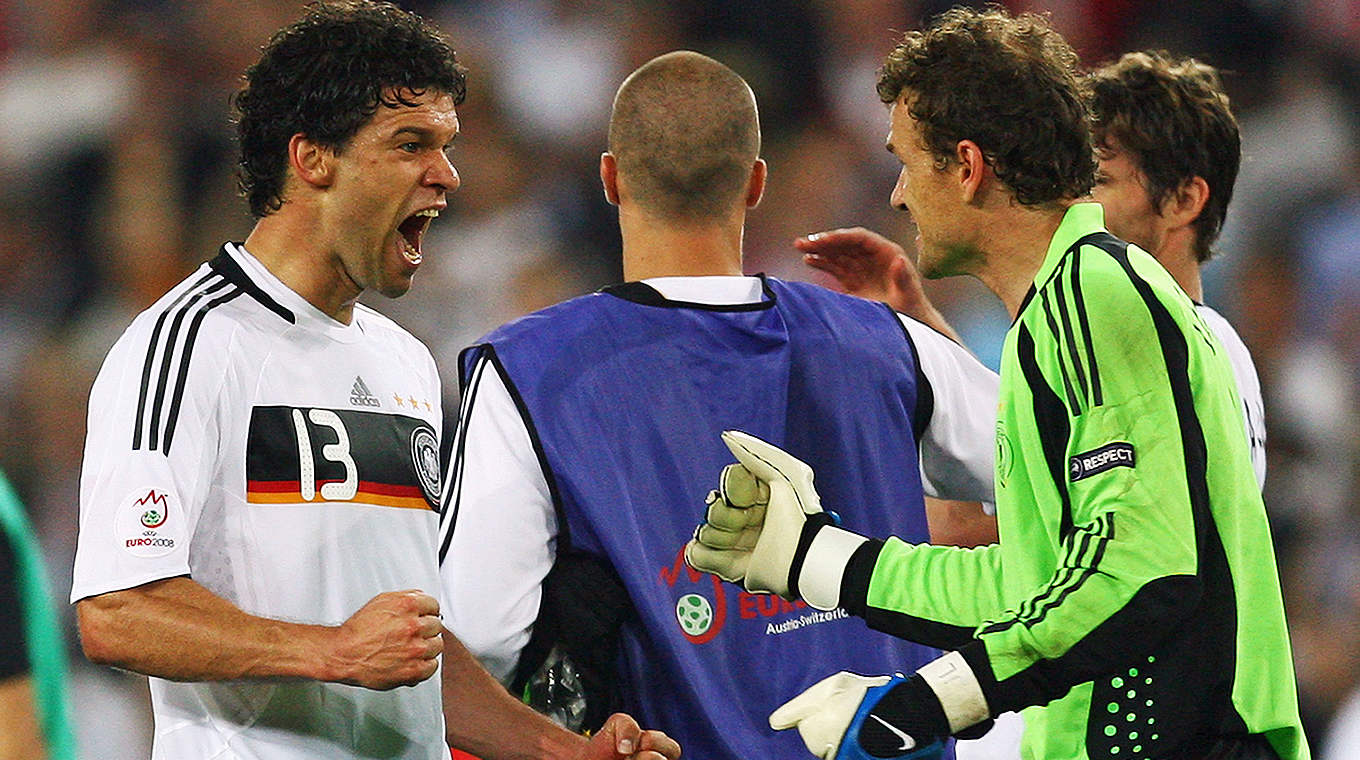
[1, 0, 1356, 756]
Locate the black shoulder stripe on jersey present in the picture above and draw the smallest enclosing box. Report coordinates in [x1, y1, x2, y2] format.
[1018, 324, 1074, 539]
[209, 247, 296, 324]
[1051, 260, 1091, 411]
[1039, 290, 1083, 415]
[439, 346, 571, 564]
[159, 288, 245, 454]
[133, 273, 224, 450]
[491, 346, 570, 553]
[1094, 234, 1215, 545]
[1068, 250, 1103, 407]
[439, 346, 489, 563]
[145, 278, 235, 452]
[886, 304, 934, 447]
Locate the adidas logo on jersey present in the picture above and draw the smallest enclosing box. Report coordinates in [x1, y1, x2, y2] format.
[350, 376, 381, 408]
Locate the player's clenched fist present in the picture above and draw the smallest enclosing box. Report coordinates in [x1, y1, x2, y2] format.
[578, 713, 682, 759]
[328, 590, 443, 690]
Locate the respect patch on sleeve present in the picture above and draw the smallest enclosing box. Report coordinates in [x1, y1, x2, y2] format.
[1069, 442, 1135, 482]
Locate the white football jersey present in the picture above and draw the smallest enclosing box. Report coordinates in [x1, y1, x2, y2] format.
[72, 243, 446, 759]
[1196, 303, 1267, 489]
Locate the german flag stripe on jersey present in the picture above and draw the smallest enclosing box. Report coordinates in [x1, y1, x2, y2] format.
[246, 405, 441, 511]
[246, 480, 431, 509]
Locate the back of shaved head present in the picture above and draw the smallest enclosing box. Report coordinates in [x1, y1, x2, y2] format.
[608, 51, 761, 222]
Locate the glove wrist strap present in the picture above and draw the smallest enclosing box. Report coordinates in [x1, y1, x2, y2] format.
[793, 523, 869, 611]
[917, 651, 991, 733]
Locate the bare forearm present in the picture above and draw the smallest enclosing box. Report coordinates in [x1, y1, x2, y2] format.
[0, 675, 45, 760]
[924, 497, 997, 547]
[441, 630, 584, 760]
[77, 577, 336, 683]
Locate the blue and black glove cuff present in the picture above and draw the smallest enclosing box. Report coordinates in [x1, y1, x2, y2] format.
[836, 675, 947, 760]
[855, 675, 950, 757]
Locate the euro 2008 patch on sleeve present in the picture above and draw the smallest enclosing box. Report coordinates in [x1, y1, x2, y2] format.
[117, 486, 183, 557]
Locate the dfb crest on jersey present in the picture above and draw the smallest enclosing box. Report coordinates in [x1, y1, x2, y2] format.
[409, 426, 441, 506]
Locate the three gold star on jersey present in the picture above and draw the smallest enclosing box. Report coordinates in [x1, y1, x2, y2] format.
[392, 394, 434, 412]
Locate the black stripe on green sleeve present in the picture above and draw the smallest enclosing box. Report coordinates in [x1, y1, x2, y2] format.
[1040, 291, 1083, 415]
[1017, 324, 1074, 539]
[1068, 250, 1103, 407]
[1052, 260, 1091, 412]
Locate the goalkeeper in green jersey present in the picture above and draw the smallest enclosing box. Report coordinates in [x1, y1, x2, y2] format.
[685, 7, 1308, 760]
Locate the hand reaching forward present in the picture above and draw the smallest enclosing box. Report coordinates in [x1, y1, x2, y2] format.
[798, 228, 961, 343]
[797, 228, 923, 313]
[578, 713, 681, 760]
[328, 590, 443, 690]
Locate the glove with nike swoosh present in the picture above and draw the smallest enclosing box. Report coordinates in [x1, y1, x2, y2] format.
[684, 430, 869, 609]
[770, 672, 944, 760]
[771, 652, 995, 760]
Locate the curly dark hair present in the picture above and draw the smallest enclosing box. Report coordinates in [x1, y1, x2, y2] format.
[1086, 51, 1240, 262]
[876, 5, 1095, 207]
[233, 1, 467, 218]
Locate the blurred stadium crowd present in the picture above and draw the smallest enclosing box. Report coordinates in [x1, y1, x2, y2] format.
[0, 0, 1356, 756]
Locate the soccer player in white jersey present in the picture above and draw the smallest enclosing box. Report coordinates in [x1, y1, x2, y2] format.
[68, 3, 678, 760]
[1085, 50, 1266, 488]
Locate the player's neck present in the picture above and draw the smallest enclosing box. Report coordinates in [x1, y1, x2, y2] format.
[973, 205, 1068, 320]
[243, 213, 359, 324]
[619, 207, 744, 281]
[1154, 234, 1204, 302]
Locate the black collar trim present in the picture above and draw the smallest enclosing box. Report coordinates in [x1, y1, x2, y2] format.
[209, 245, 296, 324]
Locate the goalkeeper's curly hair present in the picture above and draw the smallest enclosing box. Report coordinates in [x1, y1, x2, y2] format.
[1085, 51, 1240, 262]
[233, 0, 467, 218]
[876, 5, 1095, 208]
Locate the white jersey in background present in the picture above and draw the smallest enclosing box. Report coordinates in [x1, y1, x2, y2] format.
[71, 243, 446, 760]
[1197, 303, 1267, 489]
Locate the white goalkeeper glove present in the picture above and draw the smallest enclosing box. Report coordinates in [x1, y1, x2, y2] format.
[770, 672, 945, 760]
[771, 654, 993, 760]
[683, 430, 869, 609]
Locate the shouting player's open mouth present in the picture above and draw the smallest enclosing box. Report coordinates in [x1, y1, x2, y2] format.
[397, 208, 439, 265]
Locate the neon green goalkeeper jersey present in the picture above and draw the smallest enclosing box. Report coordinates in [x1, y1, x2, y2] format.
[844, 204, 1307, 760]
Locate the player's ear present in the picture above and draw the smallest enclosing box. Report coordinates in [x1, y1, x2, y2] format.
[1163, 175, 1209, 229]
[289, 134, 335, 189]
[746, 158, 767, 209]
[955, 139, 986, 203]
[600, 152, 620, 206]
